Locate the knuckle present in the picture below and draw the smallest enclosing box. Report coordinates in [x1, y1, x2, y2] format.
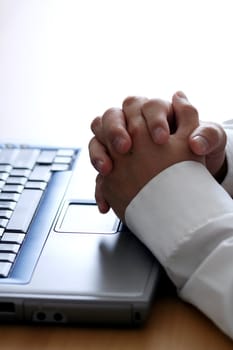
[122, 96, 140, 109]
[102, 108, 124, 142]
[144, 98, 168, 109]
[128, 118, 144, 138]
[102, 107, 121, 121]
[179, 103, 198, 119]
[200, 123, 226, 146]
[88, 137, 103, 161]
[88, 136, 96, 151]
[204, 125, 219, 137]
[122, 96, 148, 111]
[142, 98, 170, 118]
[90, 116, 101, 133]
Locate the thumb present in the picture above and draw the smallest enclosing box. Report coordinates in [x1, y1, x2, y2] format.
[189, 122, 227, 178]
[189, 122, 227, 156]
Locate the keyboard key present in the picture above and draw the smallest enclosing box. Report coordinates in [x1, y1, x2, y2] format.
[0, 219, 8, 228]
[54, 156, 72, 164]
[0, 193, 20, 202]
[0, 252, 16, 263]
[13, 149, 40, 169]
[0, 228, 4, 237]
[6, 176, 27, 185]
[2, 232, 25, 244]
[25, 181, 47, 190]
[2, 185, 24, 193]
[0, 261, 12, 277]
[57, 149, 74, 157]
[37, 150, 57, 164]
[29, 165, 51, 182]
[10, 169, 31, 177]
[51, 163, 69, 171]
[0, 243, 20, 253]
[0, 202, 16, 210]
[0, 149, 19, 165]
[0, 180, 5, 189]
[0, 173, 9, 181]
[0, 165, 12, 173]
[6, 189, 43, 233]
[0, 210, 12, 219]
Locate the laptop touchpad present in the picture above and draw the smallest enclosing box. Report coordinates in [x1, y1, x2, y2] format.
[55, 202, 120, 234]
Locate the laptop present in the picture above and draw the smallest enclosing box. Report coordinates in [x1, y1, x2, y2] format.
[0, 143, 161, 326]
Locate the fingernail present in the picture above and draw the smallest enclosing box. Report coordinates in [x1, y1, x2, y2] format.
[192, 135, 209, 153]
[153, 127, 167, 144]
[98, 201, 109, 213]
[92, 159, 104, 172]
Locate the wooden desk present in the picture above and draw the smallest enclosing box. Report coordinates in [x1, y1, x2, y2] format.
[0, 296, 232, 350]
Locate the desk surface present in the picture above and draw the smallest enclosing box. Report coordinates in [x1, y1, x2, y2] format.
[0, 296, 232, 350]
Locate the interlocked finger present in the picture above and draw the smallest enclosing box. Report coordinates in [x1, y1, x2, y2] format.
[122, 96, 149, 144]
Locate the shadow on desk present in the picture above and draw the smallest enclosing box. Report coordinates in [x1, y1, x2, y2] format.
[0, 295, 232, 350]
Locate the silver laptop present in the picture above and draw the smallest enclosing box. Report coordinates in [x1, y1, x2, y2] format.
[0, 144, 161, 326]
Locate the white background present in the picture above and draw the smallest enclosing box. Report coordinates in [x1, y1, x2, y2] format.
[0, 0, 233, 147]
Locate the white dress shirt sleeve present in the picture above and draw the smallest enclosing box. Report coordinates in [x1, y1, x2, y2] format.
[125, 160, 233, 339]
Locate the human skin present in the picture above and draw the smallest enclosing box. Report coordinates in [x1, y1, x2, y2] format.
[94, 92, 206, 221]
[89, 92, 227, 214]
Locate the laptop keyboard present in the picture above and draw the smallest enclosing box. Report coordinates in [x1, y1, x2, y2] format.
[0, 144, 79, 278]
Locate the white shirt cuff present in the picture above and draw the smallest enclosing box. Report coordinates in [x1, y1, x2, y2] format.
[125, 161, 233, 287]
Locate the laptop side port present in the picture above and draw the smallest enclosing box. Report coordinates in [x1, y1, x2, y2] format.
[33, 310, 66, 323]
[0, 302, 15, 313]
[0, 300, 24, 321]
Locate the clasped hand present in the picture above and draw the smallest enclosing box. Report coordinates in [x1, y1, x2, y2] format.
[89, 92, 226, 221]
